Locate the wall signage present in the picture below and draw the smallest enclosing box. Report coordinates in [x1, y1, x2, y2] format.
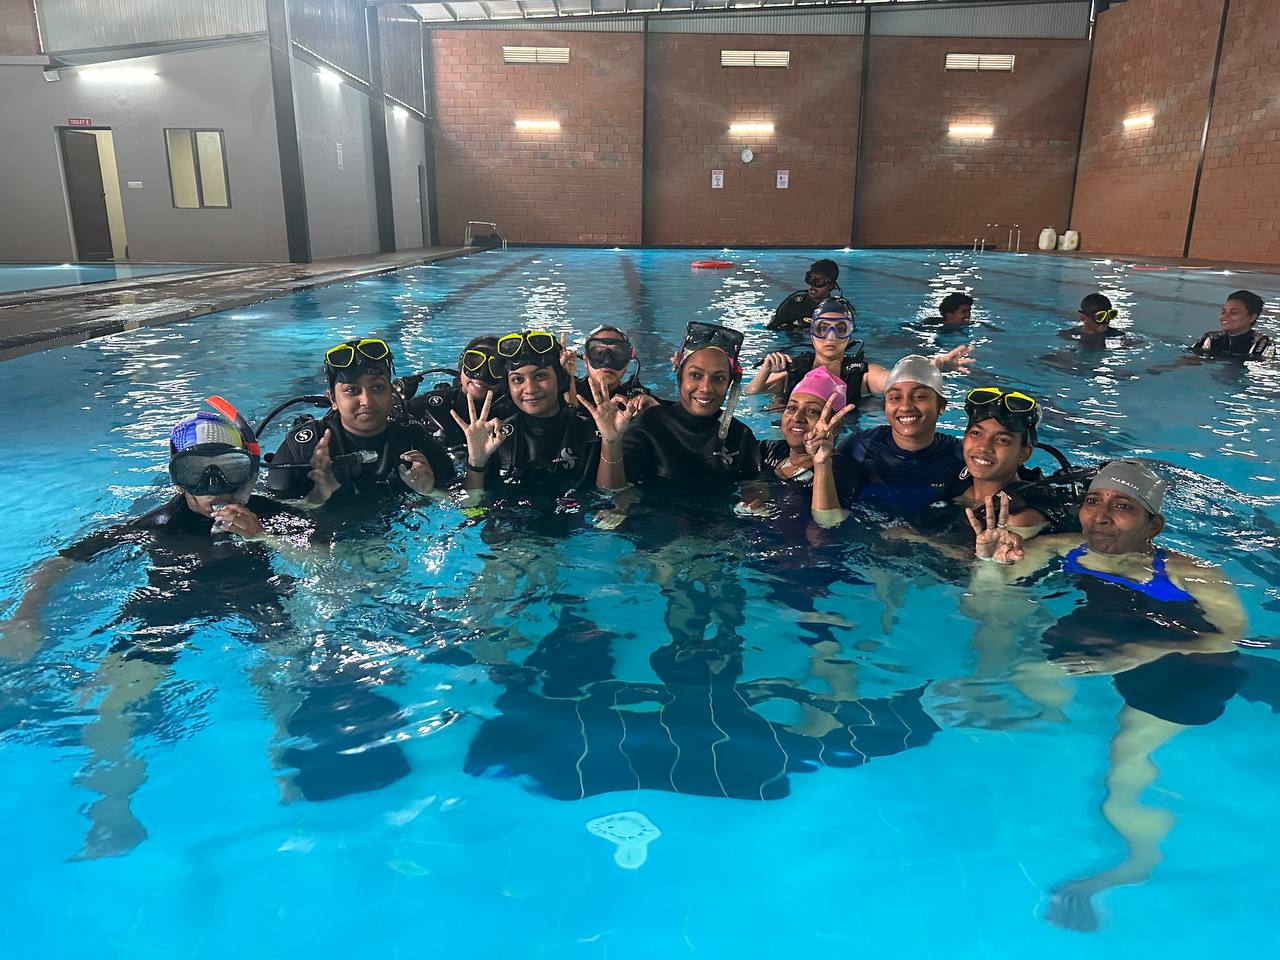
[711, 169, 724, 189]
[67, 118, 93, 127]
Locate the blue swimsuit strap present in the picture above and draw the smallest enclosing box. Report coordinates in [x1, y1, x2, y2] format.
[1061, 545, 1196, 603]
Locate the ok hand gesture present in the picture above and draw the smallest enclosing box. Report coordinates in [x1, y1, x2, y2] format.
[450, 392, 506, 470]
[579, 376, 636, 445]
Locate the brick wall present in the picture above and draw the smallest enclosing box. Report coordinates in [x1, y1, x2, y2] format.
[1187, 0, 1280, 264]
[856, 37, 1089, 248]
[1070, 0, 1221, 258]
[430, 30, 644, 245]
[0, 0, 39, 56]
[643, 33, 860, 247]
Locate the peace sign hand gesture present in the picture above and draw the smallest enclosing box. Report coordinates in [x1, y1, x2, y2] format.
[802, 394, 855, 466]
[965, 493, 1024, 563]
[579, 376, 636, 445]
[450, 391, 505, 470]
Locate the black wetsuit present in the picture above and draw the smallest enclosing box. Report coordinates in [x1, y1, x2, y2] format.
[266, 409, 456, 500]
[1043, 553, 1245, 726]
[574, 374, 652, 404]
[768, 290, 821, 331]
[832, 426, 964, 512]
[56, 493, 410, 800]
[781, 349, 869, 403]
[406, 383, 515, 457]
[623, 400, 762, 488]
[479, 407, 600, 497]
[1190, 328, 1275, 360]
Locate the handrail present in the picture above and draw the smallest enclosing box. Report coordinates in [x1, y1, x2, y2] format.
[974, 222, 1020, 254]
[464, 221, 507, 250]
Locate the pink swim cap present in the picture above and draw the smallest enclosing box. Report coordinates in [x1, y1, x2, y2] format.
[791, 365, 848, 409]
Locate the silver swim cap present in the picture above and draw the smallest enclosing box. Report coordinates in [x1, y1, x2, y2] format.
[1088, 458, 1166, 516]
[884, 355, 944, 397]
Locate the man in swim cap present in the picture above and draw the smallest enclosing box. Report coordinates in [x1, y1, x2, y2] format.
[1189, 290, 1275, 360]
[967, 458, 1247, 932]
[767, 258, 841, 331]
[807, 355, 964, 522]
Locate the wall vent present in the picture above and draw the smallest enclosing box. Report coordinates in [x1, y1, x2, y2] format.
[721, 50, 790, 68]
[945, 53, 1016, 72]
[502, 46, 570, 65]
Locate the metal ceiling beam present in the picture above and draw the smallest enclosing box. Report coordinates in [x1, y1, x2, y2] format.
[440, 2, 459, 20]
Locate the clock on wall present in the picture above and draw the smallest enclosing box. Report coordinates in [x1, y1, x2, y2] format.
[740, 147, 753, 164]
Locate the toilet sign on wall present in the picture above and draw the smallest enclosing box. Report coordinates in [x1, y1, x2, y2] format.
[777, 170, 789, 189]
[711, 169, 724, 189]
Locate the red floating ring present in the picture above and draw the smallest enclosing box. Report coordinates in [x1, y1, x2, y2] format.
[691, 260, 734, 269]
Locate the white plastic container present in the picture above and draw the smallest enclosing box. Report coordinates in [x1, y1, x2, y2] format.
[1038, 227, 1058, 251]
[1061, 230, 1080, 251]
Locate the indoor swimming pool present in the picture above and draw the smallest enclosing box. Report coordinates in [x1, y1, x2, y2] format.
[2, 247, 1279, 958]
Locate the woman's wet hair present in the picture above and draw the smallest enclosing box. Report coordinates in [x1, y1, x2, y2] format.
[1080, 293, 1112, 315]
[1228, 290, 1264, 318]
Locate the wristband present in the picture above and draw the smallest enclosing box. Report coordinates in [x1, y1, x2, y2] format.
[466, 461, 486, 473]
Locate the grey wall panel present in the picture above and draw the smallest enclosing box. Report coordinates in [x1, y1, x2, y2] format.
[649, 11, 864, 35]
[293, 61, 381, 258]
[386, 113, 428, 249]
[0, 39, 288, 263]
[380, 8, 426, 114]
[289, 0, 371, 80]
[36, 0, 265, 53]
[871, 2, 1091, 40]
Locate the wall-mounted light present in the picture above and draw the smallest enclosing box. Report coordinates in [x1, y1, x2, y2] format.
[318, 67, 342, 87]
[948, 124, 994, 137]
[1123, 114, 1154, 129]
[515, 119, 560, 131]
[78, 66, 157, 83]
[729, 122, 774, 136]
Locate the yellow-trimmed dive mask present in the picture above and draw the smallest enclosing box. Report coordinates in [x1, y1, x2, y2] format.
[460, 348, 504, 386]
[496, 330, 557, 360]
[1091, 308, 1118, 325]
[325, 338, 393, 385]
[964, 387, 1041, 441]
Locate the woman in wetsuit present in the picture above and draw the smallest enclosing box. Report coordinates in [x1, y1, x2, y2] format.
[618, 321, 764, 498]
[760, 365, 856, 502]
[404, 335, 514, 457]
[564, 326, 658, 416]
[454, 329, 635, 499]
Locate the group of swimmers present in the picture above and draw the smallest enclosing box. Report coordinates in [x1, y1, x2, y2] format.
[1, 259, 1276, 922]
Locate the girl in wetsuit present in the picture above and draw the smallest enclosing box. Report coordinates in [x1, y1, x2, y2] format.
[404, 335, 514, 458]
[747, 297, 975, 404]
[618, 321, 764, 499]
[453, 330, 635, 499]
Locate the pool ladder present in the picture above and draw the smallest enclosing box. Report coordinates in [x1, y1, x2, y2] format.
[464, 221, 507, 250]
[973, 223, 1020, 254]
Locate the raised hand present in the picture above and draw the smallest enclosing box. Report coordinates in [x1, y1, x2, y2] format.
[936, 343, 976, 373]
[965, 493, 1024, 562]
[307, 429, 341, 504]
[397, 450, 437, 495]
[803, 394, 855, 466]
[450, 391, 506, 470]
[579, 376, 636, 446]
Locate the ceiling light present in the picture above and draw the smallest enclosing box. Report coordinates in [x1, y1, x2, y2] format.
[1123, 114, 1154, 129]
[318, 67, 342, 87]
[729, 122, 774, 135]
[78, 66, 157, 82]
[515, 119, 560, 131]
[949, 124, 994, 137]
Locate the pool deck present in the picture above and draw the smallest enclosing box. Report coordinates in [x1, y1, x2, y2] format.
[0, 247, 471, 361]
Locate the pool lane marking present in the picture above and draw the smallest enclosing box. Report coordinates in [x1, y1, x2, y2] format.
[739, 681, 789, 802]
[612, 684, 643, 792]
[708, 671, 732, 799]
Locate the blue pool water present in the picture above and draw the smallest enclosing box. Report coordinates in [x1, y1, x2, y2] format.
[0, 261, 213, 294]
[2, 248, 1280, 958]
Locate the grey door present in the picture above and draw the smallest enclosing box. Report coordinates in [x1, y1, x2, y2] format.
[60, 129, 112, 261]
